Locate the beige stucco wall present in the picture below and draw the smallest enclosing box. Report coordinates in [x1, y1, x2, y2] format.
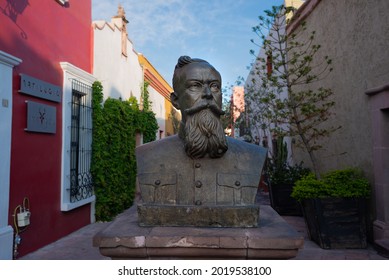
[284, 0, 306, 21]
[138, 54, 180, 138]
[165, 100, 181, 136]
[289, 0, 389, 181]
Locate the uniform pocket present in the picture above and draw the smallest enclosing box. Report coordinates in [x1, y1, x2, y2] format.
[217, 173, 259, 205]
[138, 172, 177, 204]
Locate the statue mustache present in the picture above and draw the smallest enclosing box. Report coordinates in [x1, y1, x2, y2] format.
[184, 101, 225, 116]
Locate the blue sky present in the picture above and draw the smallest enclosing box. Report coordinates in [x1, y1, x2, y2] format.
[92, 0, 283, 93]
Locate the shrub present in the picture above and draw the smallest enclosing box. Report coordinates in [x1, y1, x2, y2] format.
[291, 168, 371, 201]
[91, 81, 158, 221]
[268, 162, 310, 185]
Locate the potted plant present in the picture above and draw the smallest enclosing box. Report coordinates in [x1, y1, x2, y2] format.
[267, 138, 310, 216]
[268, 161, 310, 216]
[291, 168, 371, 249]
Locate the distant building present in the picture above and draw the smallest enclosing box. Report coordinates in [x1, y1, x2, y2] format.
[230, 86, 245, 138]
[92, 6, 143, 102]
[244, 0, 304, 158]
[93, 6, 180, 140]
[138, 54, 181, 138]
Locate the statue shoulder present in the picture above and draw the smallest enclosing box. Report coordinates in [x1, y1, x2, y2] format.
[136, 135, 186, 175]
[226, 137, 267, 159]
[136, 135, 183, 159]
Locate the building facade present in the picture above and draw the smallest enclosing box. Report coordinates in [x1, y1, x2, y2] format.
[93, 6, 180, 141]
[0, 1, 183, 260]
[138, 54, 180, 138]
[92, 9, 143, 102]
[230, 86, 245, 138]
[0, 0, 95, 258]
[287, 0, 389, 250]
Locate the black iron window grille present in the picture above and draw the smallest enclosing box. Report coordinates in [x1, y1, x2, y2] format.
[70, 79, 93, 202]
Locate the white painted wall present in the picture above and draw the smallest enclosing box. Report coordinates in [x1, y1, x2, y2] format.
[148, 85, 166, 139]
[0, 50, 22, 260]
[93, 20, 143, 102]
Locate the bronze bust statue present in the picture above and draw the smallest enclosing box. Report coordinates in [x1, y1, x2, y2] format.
[136, 56, 267, 227]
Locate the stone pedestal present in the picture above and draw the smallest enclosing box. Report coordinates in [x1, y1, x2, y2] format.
[137, 204, 259, 227]
[93, 205, 304, 259]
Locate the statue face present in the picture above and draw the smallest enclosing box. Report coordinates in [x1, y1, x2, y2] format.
[173, 62, 222, 122]
[171, 60, 227, 158]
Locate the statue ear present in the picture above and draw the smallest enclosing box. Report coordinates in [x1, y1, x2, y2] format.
[170, 92, 180, 109]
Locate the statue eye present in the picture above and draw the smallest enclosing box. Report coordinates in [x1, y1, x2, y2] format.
[210, 82, 220, 92]
[188, 82, 203, 90]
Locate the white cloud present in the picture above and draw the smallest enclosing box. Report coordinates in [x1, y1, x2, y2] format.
[92, 0, 254, 49]
[92, 0, 284, 88]
[93, 0, 201, 47]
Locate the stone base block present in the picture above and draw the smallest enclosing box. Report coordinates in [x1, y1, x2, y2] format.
[137, 204, 260, 227]
[93, 205, 304, 259]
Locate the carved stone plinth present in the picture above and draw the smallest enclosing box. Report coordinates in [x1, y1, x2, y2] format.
[137, 204, 259, 227]
[93, 205, 304, 259]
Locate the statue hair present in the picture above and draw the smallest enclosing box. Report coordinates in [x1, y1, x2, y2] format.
[172, 56, 216, 91]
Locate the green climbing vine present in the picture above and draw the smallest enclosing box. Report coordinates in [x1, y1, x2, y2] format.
[140, 81, 158, 143]
[91, 81, 158, 221]
[141, 81, 152, 112]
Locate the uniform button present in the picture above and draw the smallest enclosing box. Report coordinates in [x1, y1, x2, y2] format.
[195, 163, 201, 168]
[235, 181, 241, 186]
[195, 200, 202, 205]
[195, 180, 202, 188]
[154, 180, 161, 185]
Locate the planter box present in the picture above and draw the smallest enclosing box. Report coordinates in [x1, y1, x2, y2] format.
[269, 183, 302, 216]
[301, 197, 368, 249]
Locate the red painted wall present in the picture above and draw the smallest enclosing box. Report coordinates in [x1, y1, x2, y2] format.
[0, 0, 92, 257]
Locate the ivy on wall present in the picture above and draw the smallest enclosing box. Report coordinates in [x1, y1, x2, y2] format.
[141, 80, 151, 112]
[139, 81, 157, 143]
[91, 81, 158, 221]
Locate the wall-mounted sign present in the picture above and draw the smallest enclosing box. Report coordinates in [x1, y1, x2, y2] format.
[25, 101, 56, 134]
[19, 73, 62, 103]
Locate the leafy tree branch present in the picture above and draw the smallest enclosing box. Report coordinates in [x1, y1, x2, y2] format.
[246, 5, 340, 178]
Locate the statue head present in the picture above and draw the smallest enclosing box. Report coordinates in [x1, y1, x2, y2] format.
[171, 56, 228, 159]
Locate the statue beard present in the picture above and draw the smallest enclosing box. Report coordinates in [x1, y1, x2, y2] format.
[181, 107, 228, 159]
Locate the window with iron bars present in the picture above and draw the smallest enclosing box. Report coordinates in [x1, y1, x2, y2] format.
[70, 80, 93, 202]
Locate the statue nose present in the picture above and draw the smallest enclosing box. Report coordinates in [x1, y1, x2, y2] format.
[202, 86, 213, 99]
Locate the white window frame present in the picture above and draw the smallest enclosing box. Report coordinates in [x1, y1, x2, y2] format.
[60, 62, 96, 211]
